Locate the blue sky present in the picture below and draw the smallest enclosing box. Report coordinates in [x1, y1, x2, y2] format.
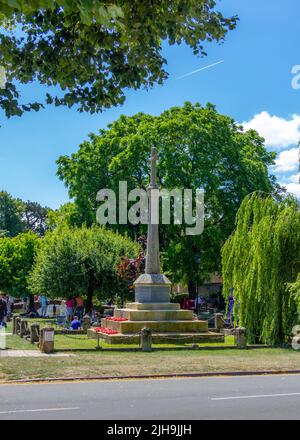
[0, 0, 299, 208]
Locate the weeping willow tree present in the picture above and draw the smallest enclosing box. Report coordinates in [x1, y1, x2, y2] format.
[222, 193, 300, 345]
[289, 275, 300, 313]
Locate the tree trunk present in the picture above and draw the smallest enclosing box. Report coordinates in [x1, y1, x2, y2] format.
[28, 294, 35, 313]
[188, 280, 196, 299]
[86, 284, 94, 312]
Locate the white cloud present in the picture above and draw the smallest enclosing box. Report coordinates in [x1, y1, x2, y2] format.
[274, 147, 299, 172]
[279, 173, 300, 198]
[242, 111, 300, 148]
[281, 182, 300, 198]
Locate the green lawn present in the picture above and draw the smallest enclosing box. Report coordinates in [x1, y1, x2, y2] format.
[2, 321, 300, 381]
[0, 347, 300, 381]
[4, 322, 36, 350]
[55, 334, 235, 350]
[5, 320, 236, 351]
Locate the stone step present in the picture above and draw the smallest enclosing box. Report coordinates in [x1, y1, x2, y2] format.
[101, 318, 208, 334]
[114, 308, 194, 321]
[125, 302, 180, 311]
[88, 328, 224, 345]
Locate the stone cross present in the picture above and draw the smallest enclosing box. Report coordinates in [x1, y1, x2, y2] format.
[134, 147, 171, 303]
[149, 147, 158, 189]
[145, 147, 160, 274]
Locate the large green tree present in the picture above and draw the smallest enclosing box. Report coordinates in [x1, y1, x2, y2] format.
[0, 190, 24, 236]
[0, 190, 49, 236]
[222, 193, 300, 345]
[0, 231, 39, 297]
[0, 1, 238, 118]
[57, 102, 278, 293]
[29, 225, 138, 310]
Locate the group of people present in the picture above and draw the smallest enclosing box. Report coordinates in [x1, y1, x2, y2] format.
[57, 296, 85, 330]
[0, 290, 89, 331]
[64, 295, 85, 322]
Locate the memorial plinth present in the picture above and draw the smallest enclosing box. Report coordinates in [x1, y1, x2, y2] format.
[88, 147, 224, 345]
[134, 274, 171, 303]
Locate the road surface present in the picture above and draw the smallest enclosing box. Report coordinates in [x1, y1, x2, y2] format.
[0, 374, 300, 419]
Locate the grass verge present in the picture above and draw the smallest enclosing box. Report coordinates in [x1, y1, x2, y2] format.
[0, 348, 300, 381]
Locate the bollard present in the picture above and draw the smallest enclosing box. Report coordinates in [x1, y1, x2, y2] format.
[214, 313, 224, 333]
[12, 315, 19, 335]
[140, 327, 152, 352]
[235, 327, 247, 349]
[15, 316, 21, 335]
[20, 319, 28, 338]
[39, 327, 55, 353]
[83, 315, 91, 332]
[30, 324, 40, 344]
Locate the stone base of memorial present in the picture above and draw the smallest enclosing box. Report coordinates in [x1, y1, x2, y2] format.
[87, 274, 224, 345]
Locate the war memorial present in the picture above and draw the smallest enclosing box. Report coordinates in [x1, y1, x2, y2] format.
[88, 148, 224, 345]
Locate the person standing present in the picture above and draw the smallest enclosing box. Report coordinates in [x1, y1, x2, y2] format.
[60, 300, 67, 317]
[66, 296, 74, 322]
[195, 294, 202, 314]
[22, 295, 28, 313]
[7, 295, 14, 318]
[0, 293, 8, 328]
[75, 295, 84, 321]
[39, 294, 48, 318]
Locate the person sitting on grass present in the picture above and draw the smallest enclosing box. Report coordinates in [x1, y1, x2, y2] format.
[70, 316, 81, 331]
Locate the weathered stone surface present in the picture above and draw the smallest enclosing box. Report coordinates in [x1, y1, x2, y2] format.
[235, 327, 247, 349]
[140, 327, 152, 352]
[145, 147, 160, 275]
[114, 308, 194, 321]
[30, 324, 40, 344]
[126, 302, 180, 311]
[134, 274, 171, 285]
[39, 327, 55, 353]
[101, 318, 208, 334]
[134, 285, 170, 303]
[88, 328, 224, 345]
[134, 274, 172, 303]
[12, 315, 19, 335]
[214, 313, 224, 333]
[83, 315, 91, 332]
[20, 319, 29, 338]
[15, 317, 21, 335]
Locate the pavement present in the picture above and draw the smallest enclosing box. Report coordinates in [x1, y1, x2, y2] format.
[0, 350, 72, 357]
[0, 374, 300, 419]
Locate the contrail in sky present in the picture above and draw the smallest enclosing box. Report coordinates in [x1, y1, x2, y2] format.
[176, 60, 224, 80]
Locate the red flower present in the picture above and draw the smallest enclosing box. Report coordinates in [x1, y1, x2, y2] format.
[106, 317, 128, 322]
[95, 326, 119, 335]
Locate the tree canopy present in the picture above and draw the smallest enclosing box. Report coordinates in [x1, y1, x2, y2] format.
[57, 102, 278, 293]
[0, 1, 238, 118]
[29, 225, 138, 309]
[222, 193, 300, 345]
[0, 190, 49, 236]
[0, 231, 39, 297]
[46, 202, 82, 230]
[0, 190, 24, 236]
